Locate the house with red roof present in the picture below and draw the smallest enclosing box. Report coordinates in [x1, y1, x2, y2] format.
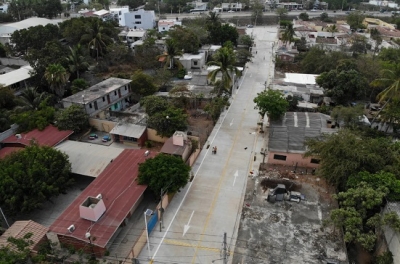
[47, 149, 157, 257]
[0, 125, 73, 159]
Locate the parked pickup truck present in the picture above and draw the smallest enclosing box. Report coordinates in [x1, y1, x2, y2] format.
[266, 184, 303, 203]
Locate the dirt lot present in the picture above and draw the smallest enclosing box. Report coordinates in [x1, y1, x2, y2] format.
[232, 165, 348, 264]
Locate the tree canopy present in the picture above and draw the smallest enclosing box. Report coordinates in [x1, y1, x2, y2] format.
[55, 104, 89, 133]
[131, 70, 157, 97]
[0, 144, 72, 214]
[147, 107, 188, 137]
[138, 154, 191, 195]
[253, 89, 289, 121]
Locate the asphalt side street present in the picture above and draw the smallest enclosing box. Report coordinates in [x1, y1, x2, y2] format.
[137, 26, 278, 264]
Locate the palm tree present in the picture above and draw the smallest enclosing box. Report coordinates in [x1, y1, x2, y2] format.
[44, 64, 70, 98]
[81, 20, 111, 60]
[157, 39, 183, 69]
[206, 11, 221, 26]
[370, 67, 400, 123]
[282, 23, 295, 45]
[14, 87, 49, 112]
[327, 24, 338, 37]
[66, 44, 89, 79]
[207, 47, 241, 95]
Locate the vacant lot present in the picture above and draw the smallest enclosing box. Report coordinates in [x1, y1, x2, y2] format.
[232, 165, 348, 264]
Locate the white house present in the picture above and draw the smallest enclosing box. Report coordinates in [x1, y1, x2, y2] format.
[109, 6, 130, 26]
[179, 53, 206, 71]
[158, 19, 182, 32]
[124, 9, 156, 29]
[369, 0, 398, 8]
[221, 2, 243, 11]
[0, 4, 8, 13]
[126, 29, 146, 43]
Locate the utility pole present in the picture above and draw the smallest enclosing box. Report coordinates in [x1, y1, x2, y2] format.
[223, 232, 228, 264]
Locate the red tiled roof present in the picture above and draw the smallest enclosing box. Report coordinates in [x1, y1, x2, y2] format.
[0, 147, 23, 159]
[49, 149, 157, 248]
[2, 125, 73, 147]
[0, 220, 48, 251]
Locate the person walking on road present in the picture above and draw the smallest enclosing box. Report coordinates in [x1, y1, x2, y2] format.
[212, 146, 216, 155]
[214, 146, 217, 154]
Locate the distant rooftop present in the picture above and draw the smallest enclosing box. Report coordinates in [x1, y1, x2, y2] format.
[0, 65, 33, 87]
[283, 73, 318, 85]
[62, 78, 131, 104]
[268, 112, 336, 153]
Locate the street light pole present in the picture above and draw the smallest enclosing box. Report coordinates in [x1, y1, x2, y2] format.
[144, 209, 153, 260]
[0, 207, 9, 228]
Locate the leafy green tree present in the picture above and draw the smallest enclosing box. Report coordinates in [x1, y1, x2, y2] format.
[305, 129, 400, 189]
[26, 40, 69, 90]
[253, 89, 289, 121]
[275, 7, 288, 20]
[238, 35, 254, 47]
[131, 70, 157, 97]
[252, 2, 264, 25]
[346, 11, 365, 29]
[11, 24, 61, 55]
[328, 182, 389, 251]
[371, 67, 400, 103]
[157, 38, 183, 69]
[71, 78, 89, 94]
[153, 69, 173, 90]
[204, 96, 229, 123]
[299, 47, 351, 74]
[66, 44, 89, 79]
[141, 95, 169, 116]
[0, 109, 12, 133]
[219, 24, 239, 47]
[147, 107, 188, 137]
[350, 35, 368, 55]
[316, 68, 367, 105]
[11, 100, 55, 132]
[330, 105, 364, 128]
[117, 0, 144, 9]
[347, 171, 400, 201]
[327, 24, 338, 37]
[207, 46, 240, 95]
[379, 48, 400, 63]
[0, 86, 17, 110]
[320, 12, 330, 22]
[0, 234, 33, 263]
[138, 154, 191, 195]
[44, 64, 70, 97]
[380, 98, 400, 132]
[299, 12, 309, 21]
[32, 0, 62, 19]
[0, 144, 72, 214]
[168, 26, 200, 54]
[286, 95, 302, 111]
[55, 104, 89, 133]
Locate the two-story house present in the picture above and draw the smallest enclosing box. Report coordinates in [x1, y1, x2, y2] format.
[109, 6, 130, 26]
[62, 78, 132, 118]
[124, 9, 156, 29]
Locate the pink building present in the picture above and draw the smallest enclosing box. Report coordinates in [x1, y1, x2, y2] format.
[267, 112, 337, 168]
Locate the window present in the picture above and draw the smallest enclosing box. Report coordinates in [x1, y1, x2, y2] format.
[273, 154, 287, 161]
[162, 27, 165, 30]
[119, 11, 121, 15]
[310, 158, 320, 164]
[125, 86, 127, 90]
[102, 97, 105, 102]
[135, 21, 142, 24]
[193, 61, 198, 66]
[123, 136, 138, 142]
[89, 103, 92, 108]
[135, 15, 141, 19]
[114, 91, 117, 96]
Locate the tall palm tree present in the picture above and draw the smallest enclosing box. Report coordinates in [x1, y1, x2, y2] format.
[282, 23, 295, 45]
[157, 39, 183, 69]
[14, 87, 49, 112]
[66, 44, 89, 79]
[81, 20, 111, 60]
[370, 66, 400, 123]
[44, 64, 70, 98]
[207, 47, 241, 95]
[206, 11, 221, 26]
[327, 24, 338, 37]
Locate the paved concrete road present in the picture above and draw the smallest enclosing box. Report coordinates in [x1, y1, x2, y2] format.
[138, 26, 277, 264]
